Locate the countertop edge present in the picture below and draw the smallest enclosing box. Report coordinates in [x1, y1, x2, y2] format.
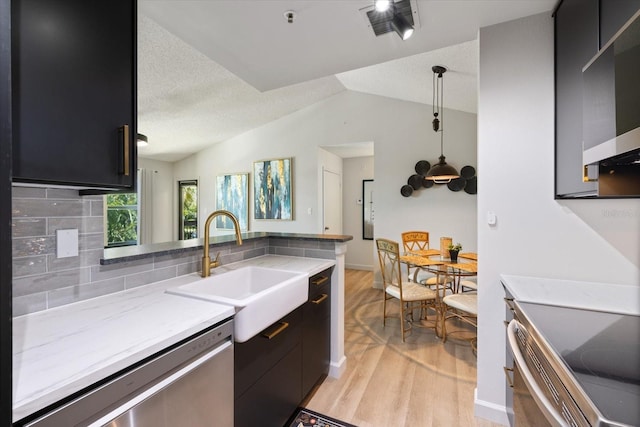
[501, 274, 640, 315]
[102, 232, 353, 265]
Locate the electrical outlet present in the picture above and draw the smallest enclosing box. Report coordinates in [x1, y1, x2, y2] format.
[57, 229, 79, 258]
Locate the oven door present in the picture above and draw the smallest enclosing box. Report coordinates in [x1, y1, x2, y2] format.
[507, 320, 577, 427]
[512, 360, 553, 427]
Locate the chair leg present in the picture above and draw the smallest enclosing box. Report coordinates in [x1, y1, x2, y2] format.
[382, 293, 388, 326]
[400, 301, 409, 342]
[441, 311, 448, 343]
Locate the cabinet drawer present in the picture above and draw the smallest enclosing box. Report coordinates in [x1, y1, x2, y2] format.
[234, 306, 302, 399]
[305, 290, 331, 320]
[234, 343, 302, 427]
[308, 267, 333, 298]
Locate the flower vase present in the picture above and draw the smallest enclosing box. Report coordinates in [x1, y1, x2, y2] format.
[449, 250, 459, 263]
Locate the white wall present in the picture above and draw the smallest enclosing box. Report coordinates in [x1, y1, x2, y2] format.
[173, 91, 478, 249]
[343, 156, 374, 270]
[476, 12, 640, 425]
[138, 157, 175, 244]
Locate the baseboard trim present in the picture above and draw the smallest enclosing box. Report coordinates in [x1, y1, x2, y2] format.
[329, 355, 347, 379]
[344, 263, 373, 271]
[474, 389, 512, 426]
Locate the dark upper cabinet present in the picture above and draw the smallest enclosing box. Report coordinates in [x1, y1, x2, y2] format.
[12, 0, 137, 189]
[554, 0, 640, 198]
[600, 0, 640, 47]
[555, 0, 599, 197]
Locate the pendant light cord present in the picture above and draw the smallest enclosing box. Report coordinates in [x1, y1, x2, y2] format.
[433, 70, 445, 157]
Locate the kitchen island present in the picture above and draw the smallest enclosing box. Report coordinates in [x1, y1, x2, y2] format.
[12, 255, 336, 424]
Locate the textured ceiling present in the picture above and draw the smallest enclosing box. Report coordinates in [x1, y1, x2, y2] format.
[137, 0, 555, 162]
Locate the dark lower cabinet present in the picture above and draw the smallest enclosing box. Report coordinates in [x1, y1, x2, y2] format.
[234, 308, 303, 427]
[302, 268, 333, 397]
[11, 0, 137, 189]
[234, 267, 334, 427]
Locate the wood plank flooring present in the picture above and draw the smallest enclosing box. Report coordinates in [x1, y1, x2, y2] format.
[304, 269, 502, 427]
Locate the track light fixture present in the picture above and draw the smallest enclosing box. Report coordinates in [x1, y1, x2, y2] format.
[374, 0, 391, 12]
[391, 8, 414, 40]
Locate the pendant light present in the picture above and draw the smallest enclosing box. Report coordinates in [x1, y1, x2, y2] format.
[137, 133, 149, 147]
[426, 65, 459, 183]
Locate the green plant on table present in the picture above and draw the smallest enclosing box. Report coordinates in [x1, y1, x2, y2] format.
[448, 242, 462, 251]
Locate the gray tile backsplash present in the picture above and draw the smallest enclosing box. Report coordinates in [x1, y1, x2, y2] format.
[12, 186, 337, 317]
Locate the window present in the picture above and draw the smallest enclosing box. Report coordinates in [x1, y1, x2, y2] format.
[106, 193, 138, 247]
[179, 180, 198, 240]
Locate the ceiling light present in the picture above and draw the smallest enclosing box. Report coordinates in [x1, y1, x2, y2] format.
[137, 133, 148, 147]
[426, 66, 460, 183]
[391, 9, 414, 40]
[374, 0, 391, 12]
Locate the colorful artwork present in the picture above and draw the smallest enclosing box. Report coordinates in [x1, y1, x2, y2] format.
[215, 173, 249, 230]
[253, 158, 292, 220]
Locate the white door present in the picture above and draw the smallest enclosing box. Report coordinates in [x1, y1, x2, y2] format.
[322, 169, 342, 234]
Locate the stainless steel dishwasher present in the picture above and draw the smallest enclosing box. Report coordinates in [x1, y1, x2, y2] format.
[22, 319, 234, 427]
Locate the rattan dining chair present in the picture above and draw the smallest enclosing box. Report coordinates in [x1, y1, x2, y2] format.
[376, 238, 441, 342]
[401, 231, 450, 288]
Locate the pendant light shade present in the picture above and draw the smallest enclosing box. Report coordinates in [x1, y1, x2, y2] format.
[425, 65, 459, 183]
[137, 133, 148, 147]
[426, 155, 459, 181]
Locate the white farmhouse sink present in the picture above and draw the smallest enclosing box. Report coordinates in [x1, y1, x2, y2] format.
[166, 266, 308, 342]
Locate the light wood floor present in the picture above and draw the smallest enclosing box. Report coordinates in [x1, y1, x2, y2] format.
[305, 269, 502, 427]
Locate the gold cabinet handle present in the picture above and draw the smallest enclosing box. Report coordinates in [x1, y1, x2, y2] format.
[261, 321, 289, 339]
[311, 293, 328, 305]
[311, 276, 329, 286]
[120, 125, 130, 176]
[504, 366, 514, 388]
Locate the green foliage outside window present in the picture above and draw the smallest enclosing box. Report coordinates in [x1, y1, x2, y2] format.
[106, 193, 138, 247]
[182, 186, 197, 221]
[181, 184, 198, 239]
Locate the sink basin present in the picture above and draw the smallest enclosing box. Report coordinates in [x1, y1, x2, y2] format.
[166, 266, 308, 342]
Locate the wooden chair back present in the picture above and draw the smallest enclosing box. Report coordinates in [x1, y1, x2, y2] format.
[401, 231, 430, 254]
[376, 238, 403, 297]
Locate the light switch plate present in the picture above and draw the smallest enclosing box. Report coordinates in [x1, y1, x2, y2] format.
[487, 211, 497, 226]
[57, 229, 79, 258]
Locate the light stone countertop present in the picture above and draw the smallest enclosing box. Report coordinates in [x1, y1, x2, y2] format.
[501, 274, 640, 315]
[13, 255, 335, 423]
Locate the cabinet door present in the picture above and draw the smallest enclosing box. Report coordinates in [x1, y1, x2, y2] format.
[234, 344, 302, 427]
[302, 288, 331, 397]
[600, 0, 640, 47]
[12, 0, 136, 189]
[554, 0, 599, 197]
[302, 269, 333, 397]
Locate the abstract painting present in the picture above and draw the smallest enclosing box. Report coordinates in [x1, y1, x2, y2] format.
[253, 158, 292, 220]
[216, 173, 249, 230]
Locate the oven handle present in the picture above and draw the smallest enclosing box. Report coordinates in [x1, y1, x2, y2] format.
[506, 320, 567, 427]
[87, 339, 233, 426]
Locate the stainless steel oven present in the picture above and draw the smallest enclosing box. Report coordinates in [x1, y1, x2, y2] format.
[507, 302, 640, 427]
[22, 319, 234, 427]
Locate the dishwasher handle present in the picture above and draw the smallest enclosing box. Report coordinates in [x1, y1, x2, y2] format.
[88, 340, 233, 426]
[506, 320, 566, 427]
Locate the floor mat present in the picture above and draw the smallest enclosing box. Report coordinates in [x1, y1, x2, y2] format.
[287, 407, 357, 427]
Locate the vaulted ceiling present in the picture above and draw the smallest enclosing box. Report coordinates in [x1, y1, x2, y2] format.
[138, 1, 556, 162]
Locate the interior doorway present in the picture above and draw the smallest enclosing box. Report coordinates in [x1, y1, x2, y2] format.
[322, 169, 342, 235]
